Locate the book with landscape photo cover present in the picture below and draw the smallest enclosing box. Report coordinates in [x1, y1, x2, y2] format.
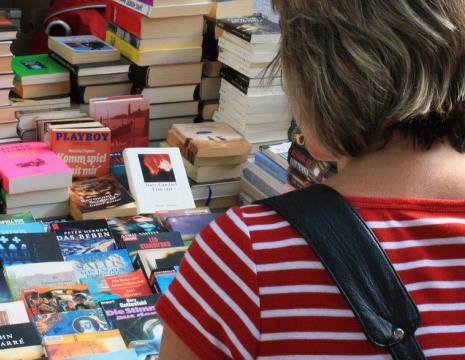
[33, 308, 110, 337]
[99, 295, 162, 357]
[22, 284, 96, 318]
[69, 175, 137, 220]
[89, 95, 149, 152]
[51, 219, 117, 257]
[122, 231, 184, 261]
[0, 232, 63, 266]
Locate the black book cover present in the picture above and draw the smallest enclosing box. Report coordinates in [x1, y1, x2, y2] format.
[202, 18, 220, 61]
[123, 232, 184, 260]
[100, 295, 162, 355]
[0, 322, 42, 350]
[106, 215, 166, 245]
[51, 219, 117, 257]
[220, 64, 251, 94]
[128, 64, 149, 87]
[217, 15, 280, 42]
[0, 233, 63, 267]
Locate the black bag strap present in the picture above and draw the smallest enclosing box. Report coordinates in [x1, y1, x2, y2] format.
[257, 184, 425, 360]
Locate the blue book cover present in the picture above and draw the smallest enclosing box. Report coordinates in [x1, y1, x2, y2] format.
[154, 269, 177, 294]
[0, 222, 45, 234]
[33, 308, 110, 336]
[51, 219, 117, 257]
[66, 250, 133, 295]
[66, 349, 138, 360]
[0, 233, 63, 266]
[255, 150, 288, 184]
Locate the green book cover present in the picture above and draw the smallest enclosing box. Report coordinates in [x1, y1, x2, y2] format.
[0, 207, 35, 224]
[12, 54, 68, 81]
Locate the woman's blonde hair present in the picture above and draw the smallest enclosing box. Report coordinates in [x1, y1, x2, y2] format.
[271, 0, 465, 156]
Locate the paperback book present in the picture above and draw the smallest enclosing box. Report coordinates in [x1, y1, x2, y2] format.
[0, 272, 12, 303]
[107, 214, 165, 244]
[0, 322, 43, 360]
[51, 219, 117, 257]
[12, 54, 69, 86]
[66, 348, 138, 360]
[104, 270, 152, 299]
[0, 300, 29, 325]
[122, 231, 184, 261]
[0, 221, 45, 234]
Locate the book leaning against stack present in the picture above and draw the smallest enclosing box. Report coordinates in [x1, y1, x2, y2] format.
[213, 15, 292, 150]
[106, 0, 211, 142]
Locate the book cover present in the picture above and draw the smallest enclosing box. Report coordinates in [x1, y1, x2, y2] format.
[0, 233, 63, 266]
[0, 142, 72, 194]
[33, 308, 110, 336]
[69, 175, 137, 218]
[4, 261, 77, 300]
[12, 54, 69, 84]
[22, 285, 96, 318]
[255, 150, 288, 184]
[104, 270, 152, 299]
[152, 270, 176, 294]
[89, 95, 149, 152]
[0, 323, 43, 359]
[0, 272, 12, 303]
[0, 221, 45, 234]
[100, 295, 162, 357]
[43, 329, 126, 360]
[67, 250, 133, 296]
[0, 301, 29, 325]
[0, 212, 35, 225]
[65, 348, 139, 360]
[217, 15, 280, 43]
[123, 231, 184, 260]
[138, 246, 187, 278]
[109, 151, 129, 190]
[51, 219, 117, 257]
[106, 215, 165, 244]
[165, 214, 218, 240]
[50, 35, 117, 53]
[154, 207, 211, 225]
[49, 127, 111, 178]
[123, 147, 196, 214]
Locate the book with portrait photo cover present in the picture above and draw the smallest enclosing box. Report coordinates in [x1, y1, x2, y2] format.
[69, 175, 137, 220]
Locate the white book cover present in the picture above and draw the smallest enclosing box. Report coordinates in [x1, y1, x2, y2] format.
[123, 147, 196, 213]
[0, 301, 29, 325]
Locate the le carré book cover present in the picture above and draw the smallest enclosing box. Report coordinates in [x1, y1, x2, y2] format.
[0, 232, 63, 266]
[0, 322, 43, 359]
[123, 147, 195, 214]
[33, 308, 110, 337]
[51, 219, 117, 257]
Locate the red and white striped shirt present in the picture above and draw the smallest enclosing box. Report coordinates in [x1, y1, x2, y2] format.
[156, 196, 465, 359]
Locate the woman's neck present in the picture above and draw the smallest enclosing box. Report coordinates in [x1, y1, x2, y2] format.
[324, 134, 465, 199]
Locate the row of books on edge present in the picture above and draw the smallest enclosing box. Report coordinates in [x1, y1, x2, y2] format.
[0, 202, 219, 359]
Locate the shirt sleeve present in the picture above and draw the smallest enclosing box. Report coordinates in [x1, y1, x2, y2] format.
[156, 207, 260, 360]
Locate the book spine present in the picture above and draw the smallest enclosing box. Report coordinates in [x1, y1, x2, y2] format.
[108, 22, 141, 49]
[254, 151, 287, 184]
[113, 0, 153, 17]
[49, 53, 78, 75]
[217, 20, 252, 42]
[108, 2, 143, 38]
[105, 31, 141, 66]
[288, 156, 313, 180]
[243, 167, 280, 197]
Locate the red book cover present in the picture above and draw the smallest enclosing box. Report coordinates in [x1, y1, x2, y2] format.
[89, 95, 149, 153]
[107, 2, 143, 38]
[104, 270, 152, 298]
[49, 127, 111, 178]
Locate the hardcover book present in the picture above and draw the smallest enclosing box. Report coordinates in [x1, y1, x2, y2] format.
[43, 329, 126, 360]
[66, 250, 133, 296]
[0, 142, 72, 194]
[99, 295, 162, 357]
[89, 95, 149, 152]
[51, 219, 117, 257]
[0, 301, 29, 325]
[122, 231, 184, 261]
[4, 261, 78, 300]
[217, 15, 280, 44]
[123, 147, 195, 214]
[22, 284, 96, 319]
[104, 270, 152, 299]
[0, 322, 43, 360]
[106, 214, 165, 244]
[49, 126, 111, 178]
[33, 308, 110, 336]
[0, 232, 63, 266]
[0, 221, 45, 234]
[12, 54, 69, 86]
[69, 175, 138, 220]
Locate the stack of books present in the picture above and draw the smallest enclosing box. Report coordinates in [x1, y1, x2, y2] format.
[48, 35, 132, 104]
[199, 0, 254, 122]
[0, 16, 18, 144]
[0, 142, 73, 218]
[106, 0, 211, 142]
[166, 122, 251, 209]
[213, 15, 292, 148]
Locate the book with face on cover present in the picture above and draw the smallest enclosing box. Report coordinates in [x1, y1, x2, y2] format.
[123, 147, 195, 214]
[0, 142, 73, 194]
[69, 175, 138, 220]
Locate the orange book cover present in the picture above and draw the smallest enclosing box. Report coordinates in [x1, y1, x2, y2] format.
[49, 127, 111, 178]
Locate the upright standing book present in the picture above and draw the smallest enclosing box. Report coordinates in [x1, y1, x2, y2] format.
[123, 147, 195, 213]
